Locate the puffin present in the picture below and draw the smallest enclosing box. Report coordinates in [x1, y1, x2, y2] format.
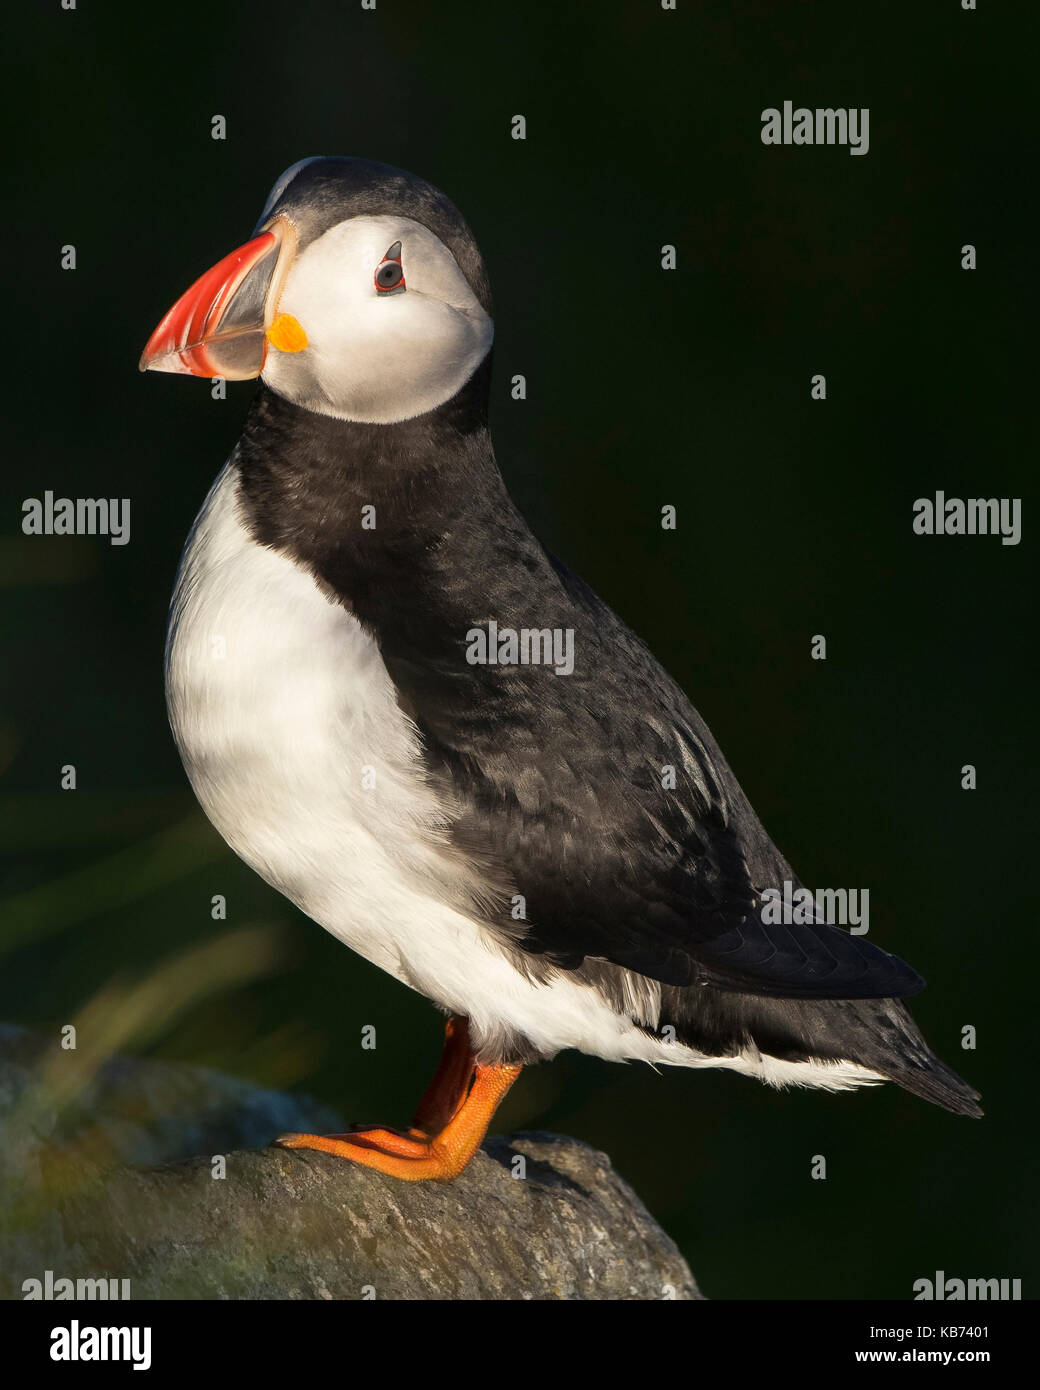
[140, 157, 981, 1181]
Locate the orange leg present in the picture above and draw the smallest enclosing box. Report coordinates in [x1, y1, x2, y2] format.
[275, 1016, 521, 1182]
[409, 1016, 477, 1135]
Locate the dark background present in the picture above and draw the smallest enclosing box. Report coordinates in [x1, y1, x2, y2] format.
[4, 0, 1035, 1298]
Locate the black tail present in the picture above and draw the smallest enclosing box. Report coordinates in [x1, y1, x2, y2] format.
[858, 1000, 983, 1117]
[663, 986, 983, 1118]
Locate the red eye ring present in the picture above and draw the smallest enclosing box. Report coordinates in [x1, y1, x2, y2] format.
[375, 242, 405, 294]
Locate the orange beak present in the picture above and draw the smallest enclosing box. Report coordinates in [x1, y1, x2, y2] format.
[138, 219, 295, 379]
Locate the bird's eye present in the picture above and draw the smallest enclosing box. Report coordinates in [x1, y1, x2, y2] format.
[374, 242, 405, 294]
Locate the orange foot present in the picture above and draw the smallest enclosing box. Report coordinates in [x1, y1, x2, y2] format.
[274, 1016, 521, 1182]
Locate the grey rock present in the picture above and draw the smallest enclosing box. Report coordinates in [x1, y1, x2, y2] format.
[0, 1027, 701, 1301]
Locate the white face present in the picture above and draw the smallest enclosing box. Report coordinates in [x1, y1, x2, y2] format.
[261, 214, 493, 424]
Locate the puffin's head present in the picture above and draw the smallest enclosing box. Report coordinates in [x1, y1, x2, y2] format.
[139, 157, 494, 424]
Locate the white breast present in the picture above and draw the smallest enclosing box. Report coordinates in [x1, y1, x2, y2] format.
[165, 464, 661, 1063]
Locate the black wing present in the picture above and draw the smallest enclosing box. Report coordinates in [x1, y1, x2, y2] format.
[385, 555, 923, 1002]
